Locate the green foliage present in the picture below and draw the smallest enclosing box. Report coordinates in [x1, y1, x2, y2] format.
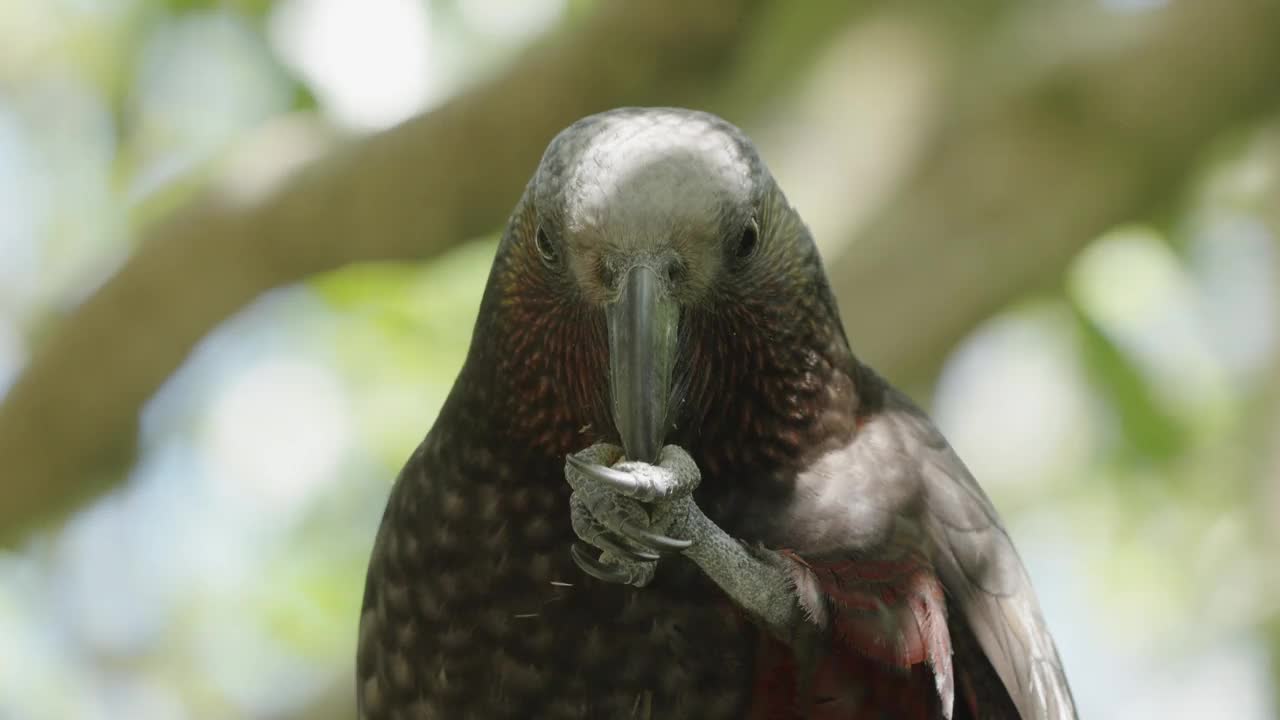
[312, 239, 497, 467]
[1071, 301, 1189, 466]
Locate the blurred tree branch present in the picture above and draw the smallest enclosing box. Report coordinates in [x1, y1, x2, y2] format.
[3, 0, 1280, 545]
[0, 0, 883, 540]
[833, 0, 1280, 387]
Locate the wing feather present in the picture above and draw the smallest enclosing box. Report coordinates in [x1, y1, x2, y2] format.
[888, 392, 1078, 720]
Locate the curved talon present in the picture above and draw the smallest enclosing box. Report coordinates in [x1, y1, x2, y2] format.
[566, 454, 651, 498]
[576, 487, 693, 554]
[594, 532, 661, 562]
[617, 519, 693, 552]
[570, 492, 661, 562]
[570, 542, 634, 584]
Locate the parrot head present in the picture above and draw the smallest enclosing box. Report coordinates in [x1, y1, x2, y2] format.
[482, 108, 848, 469]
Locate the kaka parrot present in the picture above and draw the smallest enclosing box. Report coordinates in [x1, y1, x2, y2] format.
[357, 108, 1077, 719]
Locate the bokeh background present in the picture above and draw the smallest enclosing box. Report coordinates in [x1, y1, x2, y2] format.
[1, 0, 1278, 718]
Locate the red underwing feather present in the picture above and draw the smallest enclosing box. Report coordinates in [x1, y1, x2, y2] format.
[749, 552, 955, 718]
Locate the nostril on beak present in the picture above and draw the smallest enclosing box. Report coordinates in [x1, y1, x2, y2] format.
[599, 262, 618, 293]
[600, 255, 685, 298]
[663, 258, 686, 288]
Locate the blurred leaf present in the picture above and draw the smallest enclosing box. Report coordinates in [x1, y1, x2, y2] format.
[164, 0, 276, 18]
[261, 542, 364, 659]
[310, 238, 497, 465]
[312, 237, 495, 326]
[290, 79, 320, 113]
[1070, 298, 1189, 467]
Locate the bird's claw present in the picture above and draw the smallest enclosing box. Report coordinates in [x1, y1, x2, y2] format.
[566, 453, 644, 495]
[594, 533, 662, 562]
[565, 445, 700, 502]
[613, 517, 692, 553]
[570, 542, 655, 587]
[565, 443, 702, 584]
[570, 492, 661, 562]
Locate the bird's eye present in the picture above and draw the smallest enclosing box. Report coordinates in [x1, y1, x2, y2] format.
[535, 225, 558, 265]
[736, 218, 760, 260]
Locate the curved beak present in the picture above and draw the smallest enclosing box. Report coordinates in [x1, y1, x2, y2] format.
[607, 265, 678, 463]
